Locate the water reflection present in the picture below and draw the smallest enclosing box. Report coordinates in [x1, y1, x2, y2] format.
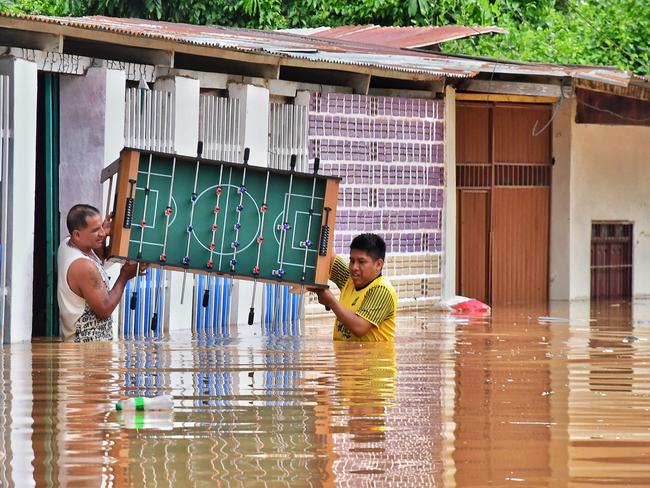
[453, 306, 553, 486]
[588, 300, 634, 393]
[317, 342, 397, 481]
[2, 302, 650, 485]
[567, 299, 650, 486]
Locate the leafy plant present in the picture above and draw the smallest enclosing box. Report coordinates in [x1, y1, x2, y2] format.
[1, 0, 646, 74]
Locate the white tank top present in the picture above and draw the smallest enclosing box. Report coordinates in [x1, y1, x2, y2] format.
[57, 237, 111, 341]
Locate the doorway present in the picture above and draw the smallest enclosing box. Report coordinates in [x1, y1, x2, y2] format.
[591, 222, 633, 299]
[32, 72, 60, 337]
[456, 102, 552, 305]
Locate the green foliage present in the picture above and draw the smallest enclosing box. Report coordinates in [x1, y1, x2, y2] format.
[0, 0, 59, 15]
[441, 0, 649, 74]
[0, 0, 647, 74]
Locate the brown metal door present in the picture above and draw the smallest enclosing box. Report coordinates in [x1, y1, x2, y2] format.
[457, 190, 489, 303]
[491, 187, 550, 303]
[491, 105, 551, 304]
[456, 104, 490, 302]
[456, 102, 551, 305]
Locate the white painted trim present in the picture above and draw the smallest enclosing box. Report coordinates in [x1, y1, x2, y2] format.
[0, 57, 37, 343]
[442, 85, 457, 299]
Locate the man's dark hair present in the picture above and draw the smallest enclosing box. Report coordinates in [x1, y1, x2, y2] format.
[66, 204, 100, 234]
[350, 233, 386, 261]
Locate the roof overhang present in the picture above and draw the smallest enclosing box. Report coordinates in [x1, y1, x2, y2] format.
[0, 13, 642, 98]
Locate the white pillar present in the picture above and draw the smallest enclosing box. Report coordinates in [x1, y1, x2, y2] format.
[442, 85, 457, 299]
[154, 75, 200, 157]
[228, 82, 270, 165]
[154, 76, 201, 329]
[104, 69, 126, 168]
[0, 57, 37, 343]
[549, 99, 573, 300]
[228, 83, 270, 326]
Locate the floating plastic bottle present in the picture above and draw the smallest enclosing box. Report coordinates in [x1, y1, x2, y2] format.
[115, 394, 173, 411]
[117, 410, 174, 431]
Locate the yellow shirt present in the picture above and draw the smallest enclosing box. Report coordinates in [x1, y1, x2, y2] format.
[329, 255, 397, 341]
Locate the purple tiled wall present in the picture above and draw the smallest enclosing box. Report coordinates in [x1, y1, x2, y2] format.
[309, 92, 445, 256]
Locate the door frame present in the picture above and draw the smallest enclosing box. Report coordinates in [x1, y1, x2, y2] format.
[455, 100, 552, 305]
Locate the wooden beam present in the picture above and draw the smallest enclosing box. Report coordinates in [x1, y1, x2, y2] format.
[0, 27, 61, 52]
[279, 56, 444, 82]
[576, 87, 650, 126]
[64, 38, 173, 67]
[369, 85, 441, 99]
[100, 156, 121, 183]
[463, 79, 563, 98]
[456, 93, 558, 103]
[576, 78, 650, 102]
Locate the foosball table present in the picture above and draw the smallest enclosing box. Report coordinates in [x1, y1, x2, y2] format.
[102, 145, 340, 324]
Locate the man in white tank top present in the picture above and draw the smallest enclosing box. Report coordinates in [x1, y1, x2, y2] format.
[57, 204, 144, 342]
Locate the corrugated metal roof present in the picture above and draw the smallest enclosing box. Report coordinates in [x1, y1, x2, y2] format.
[0, 13, 634, 87]
[304, 25, 508, 49]
[2, 14, 472, 78]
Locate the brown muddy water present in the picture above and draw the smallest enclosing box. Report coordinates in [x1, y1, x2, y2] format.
[2, 300, 650, 487]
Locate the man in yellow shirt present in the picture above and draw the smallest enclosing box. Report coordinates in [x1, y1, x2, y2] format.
[312, 233, 397, 341]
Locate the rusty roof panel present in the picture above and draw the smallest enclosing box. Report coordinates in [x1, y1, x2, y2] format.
[307, 25, 507, 48]
[0, 13, 634, 87]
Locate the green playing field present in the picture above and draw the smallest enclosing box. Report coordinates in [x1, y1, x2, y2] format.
[125, 152, 332, 285]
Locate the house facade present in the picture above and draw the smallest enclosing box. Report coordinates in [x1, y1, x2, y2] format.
[0, 14, 648, 342]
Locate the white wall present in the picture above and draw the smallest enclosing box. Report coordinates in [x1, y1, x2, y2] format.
[0, 57, 37, 343]
[567, 100, 650, 299]
[60, 67, 125, 237]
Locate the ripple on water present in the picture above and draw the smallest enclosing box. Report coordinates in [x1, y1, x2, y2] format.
[1, 300, 650, 486]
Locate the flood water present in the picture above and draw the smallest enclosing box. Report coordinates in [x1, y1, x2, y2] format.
[2, 299, 650, 486]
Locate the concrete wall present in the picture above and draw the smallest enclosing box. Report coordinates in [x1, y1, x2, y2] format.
[569, 101, 650, 299]
[551, 98, 650, 300]
[60, 67, 126, 337]
[60, 67, 125, 238]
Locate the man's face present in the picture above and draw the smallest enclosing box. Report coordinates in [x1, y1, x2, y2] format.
[72, 214, 105, 250]
[348, 249, 383, 288]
